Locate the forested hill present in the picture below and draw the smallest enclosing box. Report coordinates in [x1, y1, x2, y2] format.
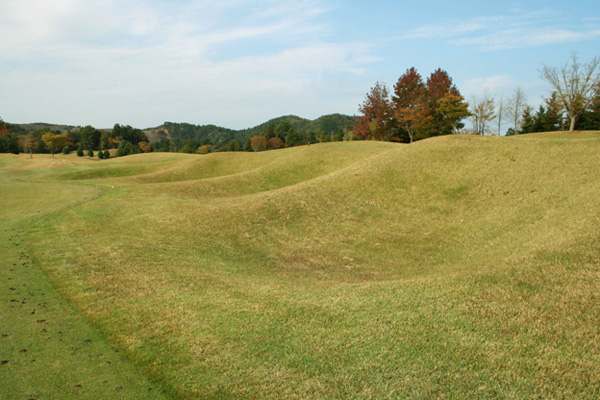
[143, 113, 356, 144]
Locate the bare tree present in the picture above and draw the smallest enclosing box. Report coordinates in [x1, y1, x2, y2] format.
[541, 53, 600, 131]
[496, 93, 504, 135]
[470, 94, 496, 135]
[505, 87, 527, 133]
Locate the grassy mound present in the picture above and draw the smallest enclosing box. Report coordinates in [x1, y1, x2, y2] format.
[2, 132, 599, 399]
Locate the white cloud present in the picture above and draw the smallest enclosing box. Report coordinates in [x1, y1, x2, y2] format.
[461, 75, 512, 98]
[0, 0, 376, 128]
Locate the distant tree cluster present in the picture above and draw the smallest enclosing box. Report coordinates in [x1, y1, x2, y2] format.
[0, 118, 20, 154]
[472, 54, 600, 136]
[146, 115, 352, 154]
[0, 114, 355, 156]
[247, 120, 347, 152]
[354, 68, 470, 143]
[0, 121, 151, 157]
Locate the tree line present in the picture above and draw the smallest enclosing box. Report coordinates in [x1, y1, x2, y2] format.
[0, 121, 150, 158]
[3, 54, 598, 156]
[0, 115, 355, 156]
[353, 68, 470, 142]
[355, 54, 600, 140]
[151, 121, 350, 154]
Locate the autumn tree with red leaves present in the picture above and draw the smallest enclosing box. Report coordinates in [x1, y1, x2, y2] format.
[0, 120, 20, 154]
[392, 67, 430, 143]
[354, 82, 392, 140]
[267, 137, 283, 150]
[358, 67, 469, 143]
[424, 69, 466, 136]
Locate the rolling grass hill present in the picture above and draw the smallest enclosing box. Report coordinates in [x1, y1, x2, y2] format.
[1, 132, 599, 399]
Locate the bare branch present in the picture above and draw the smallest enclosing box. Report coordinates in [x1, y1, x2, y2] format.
[540, 53, 600, 131]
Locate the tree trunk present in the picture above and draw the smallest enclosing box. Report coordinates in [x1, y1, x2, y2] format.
[569, 115, 576, 131]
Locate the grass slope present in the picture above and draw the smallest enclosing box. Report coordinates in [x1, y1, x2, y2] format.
[2, 132, 600, 399]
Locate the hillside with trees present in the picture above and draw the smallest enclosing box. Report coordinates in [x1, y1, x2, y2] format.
[0, 114, 356, 157]
[145, 114, 356, 154]
[3, 54, 599, 157]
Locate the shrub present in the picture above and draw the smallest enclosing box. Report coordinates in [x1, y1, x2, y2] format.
[197, 144, 211, 154]
[103, 150, 110, 159]
[87, 149, 94, 157]
[76, 147, 84, 157]
[116, 141, 134, 157]
[62, 146, 70, 155]
[98, 150, 104, 159]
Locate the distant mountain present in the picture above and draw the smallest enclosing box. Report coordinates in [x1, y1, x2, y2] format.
[6, 114, 357, 145]
[144, 114, 356, 144]
[8, 122, 77, 135]
[144, 122, 237, 144]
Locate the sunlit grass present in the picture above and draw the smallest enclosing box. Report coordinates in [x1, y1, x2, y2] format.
[2, 133, 600, 399]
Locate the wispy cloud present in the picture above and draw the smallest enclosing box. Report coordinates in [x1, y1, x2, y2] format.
[453, 27, 600, 51]
[399, 9, 600, 51]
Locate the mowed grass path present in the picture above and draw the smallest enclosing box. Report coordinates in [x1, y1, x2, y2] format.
[0, 157, 169, 399]
[2, 134, 600, 399]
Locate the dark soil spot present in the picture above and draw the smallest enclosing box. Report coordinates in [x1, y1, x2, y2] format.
[115, 386, 123, 391]
[1, 360, 8, 365]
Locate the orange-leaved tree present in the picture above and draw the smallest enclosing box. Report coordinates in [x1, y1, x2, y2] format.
[250, 135, 267, 152]
[42, 132, 72, 157]
[436, 93, 471, 134]
[19, 134, 37, 158]
[138, 141, 151, 153]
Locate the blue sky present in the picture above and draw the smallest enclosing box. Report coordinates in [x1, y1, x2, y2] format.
[1, 0, 599, 129]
